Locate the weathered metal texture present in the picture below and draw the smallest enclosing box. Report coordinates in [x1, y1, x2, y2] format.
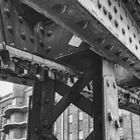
[18, 0, 140, 80]
[0, 42, 81, 87]
[115, 65, 140, 88]
[0, 0, 35, 52]
[93, 60, 119, 140]
[0, 0, 88, 61]
[103, 60, 120, 140]
[27, 54, 100, 140]
[119, 87, 140, 115]
[28, 78, 57, 140]
[122, 0, 140, 27]
[40, 54, 100, 131]
[33, 22, 88, 59]
[55, 79, 93, 117]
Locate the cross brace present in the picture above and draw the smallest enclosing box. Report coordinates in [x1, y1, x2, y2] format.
[28, 56, 120, 140]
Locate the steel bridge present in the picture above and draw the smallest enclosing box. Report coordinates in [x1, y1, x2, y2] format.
[0, 0, 140, 139]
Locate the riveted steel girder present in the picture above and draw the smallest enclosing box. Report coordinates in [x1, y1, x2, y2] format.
[18, 0, 140, 80]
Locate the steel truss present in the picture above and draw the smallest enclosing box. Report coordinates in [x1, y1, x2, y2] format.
[0, 0, 140, 140]
[28, 57, 120, 140]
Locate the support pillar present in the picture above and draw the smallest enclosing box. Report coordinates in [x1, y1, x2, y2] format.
[93, 59, 120, 140]
[27, 78, 56, 140]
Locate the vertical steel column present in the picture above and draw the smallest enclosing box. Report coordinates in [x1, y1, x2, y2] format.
[93, 59, 120, 140]
[28, 78, 56, 140]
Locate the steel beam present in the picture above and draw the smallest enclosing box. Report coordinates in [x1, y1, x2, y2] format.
[55, 78, 140, 117]
[93, 59, 119, 140]
[28, 78, 57, 140]
[18, 0, 140, 80]
[0, 43, 78, 75]
[55, 79, 93, 117]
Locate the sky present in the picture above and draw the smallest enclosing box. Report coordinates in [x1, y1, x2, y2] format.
[0, 81, 13, 97]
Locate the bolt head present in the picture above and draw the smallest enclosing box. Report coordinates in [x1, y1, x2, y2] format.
[107, 111, 113, 122]
[115, 120, 120, 129]
[20, 32, 26, 40]
[39, 26, 45, 34]
[46, 46, 51, 52]
[39, 40, 44, 47]
[18, 16, 24, 23]
[7, 25, 13, 33]
[4, 8, 10, 16]
[30, 36, 34, 43]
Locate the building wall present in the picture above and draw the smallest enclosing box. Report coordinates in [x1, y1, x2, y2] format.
[0, 93, 12, 140]
[120, 110, 140, 140]
[0, 84, 32, 140]
[0, 85, 140, 140]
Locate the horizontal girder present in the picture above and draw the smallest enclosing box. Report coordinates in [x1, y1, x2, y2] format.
[18, 0, 140, 80]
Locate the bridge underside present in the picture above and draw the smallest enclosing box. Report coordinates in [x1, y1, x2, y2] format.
[0, 0, 140, 140]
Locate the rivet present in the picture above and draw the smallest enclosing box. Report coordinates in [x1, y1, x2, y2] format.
[46, 46, 51, 52]
[7, 25, 13, 33]
[113, 82, 116, 89]
[108, 12, 112, 20]
[119, 116, 123, 123]
[18, 16, 24, 24]
[39, 26, 45, 34]
[4, 8, 10, 17]
[39, 40, 44, 48]
[115, 52, 122, 57]
[115, 120, 120, 129]
[52, 4, 67, 14]
[30, 36, 34, 43]
[104, 45, 113, 51]
[122, 57, 129, 62]
[97, 1, 102, 9]
[107, 111, 113, 122]
[77, 20, 88, 30]
[47, 31, 52, 37]
[20, 32, 26, 40]
[36, 74, 41, 79]
[106, 80, 109, 87]
[96, 37, 105, 44]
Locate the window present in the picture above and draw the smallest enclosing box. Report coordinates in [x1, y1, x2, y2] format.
[69, 114, 73, 123]
[79, 131, 83, 140]
[69, 133, 73, 140]
[79, 111, 83, 121]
